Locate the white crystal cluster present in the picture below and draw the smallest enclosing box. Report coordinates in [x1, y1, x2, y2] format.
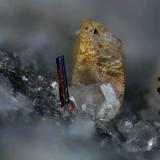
[69, 83, 121, 129]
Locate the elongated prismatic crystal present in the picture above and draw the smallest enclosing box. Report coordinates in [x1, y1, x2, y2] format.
[56, 56, 70, 106]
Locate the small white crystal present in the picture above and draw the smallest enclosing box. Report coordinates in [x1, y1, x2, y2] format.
[51, 81, 59, 99]
[69, 96, 78, 110]
[147, 137, 157, 151]
[37, 75, 44, 81]
[96, 84, 121, 123]
[22, 76, 28, 81]
[51, 81, 58, 88]
[100, 83, 117, 105]
[125, 121, 133, 128]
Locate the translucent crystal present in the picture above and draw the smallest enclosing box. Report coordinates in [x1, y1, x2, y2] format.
[122, 122, 158, 152]
[69, 83, 121, 129]
[96, 84, 121, 121]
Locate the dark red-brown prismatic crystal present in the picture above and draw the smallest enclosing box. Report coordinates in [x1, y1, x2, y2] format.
[56, 56, 70, 107]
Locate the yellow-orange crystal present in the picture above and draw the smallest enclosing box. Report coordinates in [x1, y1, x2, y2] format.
[71, 20, 124, 99]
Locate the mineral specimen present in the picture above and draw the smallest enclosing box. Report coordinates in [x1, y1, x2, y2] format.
[70, 20, 124, 126]
[0, 26, 160, 158]
[71, 20, 124, 99]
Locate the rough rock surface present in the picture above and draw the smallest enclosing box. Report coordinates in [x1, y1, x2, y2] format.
[0, 50, 64, 120]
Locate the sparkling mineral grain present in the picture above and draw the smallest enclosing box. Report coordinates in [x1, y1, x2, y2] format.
[71, 20, 124, 99]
